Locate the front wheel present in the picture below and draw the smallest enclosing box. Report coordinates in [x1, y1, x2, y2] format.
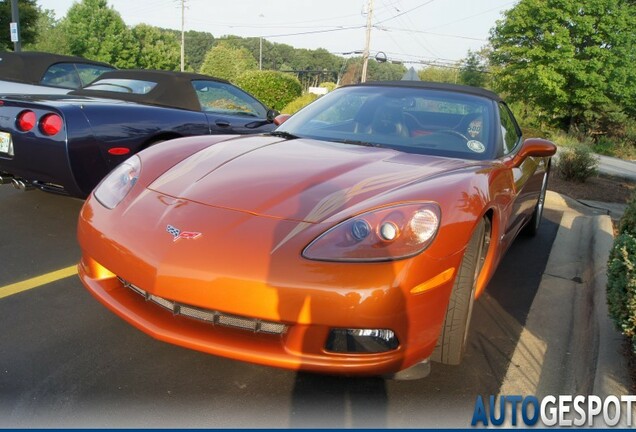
[524, 162, 550, 237]
[431, 217, 491, 365]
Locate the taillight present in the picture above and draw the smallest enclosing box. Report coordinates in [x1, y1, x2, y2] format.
[39, 113, 63, 136]
[16, 110, 36, 132]
[108, 147, 131, 156]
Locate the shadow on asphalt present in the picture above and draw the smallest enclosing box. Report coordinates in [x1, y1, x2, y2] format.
[0, 187, 563, 428]
[276, 210, 562, 428]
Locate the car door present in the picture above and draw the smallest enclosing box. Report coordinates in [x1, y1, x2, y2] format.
[193, 80, 275, 134]
[499, 102, 545, 238]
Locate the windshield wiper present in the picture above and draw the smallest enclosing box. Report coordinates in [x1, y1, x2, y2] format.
[268, 131, 299, 140]
[338, 139, 386, 148]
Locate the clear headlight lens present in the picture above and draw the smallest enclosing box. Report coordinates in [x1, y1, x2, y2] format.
[94, 155, 141, 209]
[303, 202, 441, 262]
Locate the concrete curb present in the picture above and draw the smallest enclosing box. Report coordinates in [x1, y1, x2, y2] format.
[498, 191, 634, 426]
[591, 215, 634, 399]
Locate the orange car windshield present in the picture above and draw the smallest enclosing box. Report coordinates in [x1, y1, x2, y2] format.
[277, 85, 495, 160]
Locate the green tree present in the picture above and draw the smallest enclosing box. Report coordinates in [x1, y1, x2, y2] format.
[339, 57, 405, 84]
[339, 59, 361, 85]
[23, 8, 70, 54]
[217, 36, 343, 85]
[367, 60, 406, 81]
[269, 41, 296, 70]
[418, 65, 458, 83]
[58, 0, 137, 68]
[132, 24, 180, 70]
[489, 0, 636, 134]
[162, 28, 215, 71]
[199, 42, 257, 82]
[0, 0, 40, 50]
[183, 30, 214, 71]
[459, 50, 488, 88]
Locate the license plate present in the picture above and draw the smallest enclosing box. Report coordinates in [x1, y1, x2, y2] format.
[0, 131, 12, 155]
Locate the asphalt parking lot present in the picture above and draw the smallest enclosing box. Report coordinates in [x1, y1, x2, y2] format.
[0, 185, 627, 428]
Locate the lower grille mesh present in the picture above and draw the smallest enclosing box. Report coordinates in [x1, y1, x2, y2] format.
[118, 277, 287, 335]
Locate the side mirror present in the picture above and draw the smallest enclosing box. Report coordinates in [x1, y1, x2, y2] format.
[266, 109, 280, 123]
[509, 138, 557, 168]
[273, 114, 292, 126]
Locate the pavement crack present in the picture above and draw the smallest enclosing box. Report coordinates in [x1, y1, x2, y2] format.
[544, 273, 584, 284]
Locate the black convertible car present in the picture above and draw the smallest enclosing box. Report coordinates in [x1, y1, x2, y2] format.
[0, 51, 114, 94]
[0, 69, 277, 197]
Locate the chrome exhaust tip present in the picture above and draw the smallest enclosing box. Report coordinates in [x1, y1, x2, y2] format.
[11, 178, 34, 191]
[0, 174, 14, 185]
[11, 178, 24, 189]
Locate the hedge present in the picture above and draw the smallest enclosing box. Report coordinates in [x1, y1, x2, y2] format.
[235, 70, 302, 111]
[282, 93, 318, 114]
[607, 193, 636, 352]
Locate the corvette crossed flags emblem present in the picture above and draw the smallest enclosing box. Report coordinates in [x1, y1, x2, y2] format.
[166, 224, 202, 242]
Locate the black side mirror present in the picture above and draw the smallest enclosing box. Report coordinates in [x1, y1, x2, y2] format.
[267, 109, 280, 123]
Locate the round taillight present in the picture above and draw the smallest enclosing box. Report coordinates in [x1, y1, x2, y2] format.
[40, 113, 63, 136]
[16, 110, 36, 132]
[108, 147, 131, 156]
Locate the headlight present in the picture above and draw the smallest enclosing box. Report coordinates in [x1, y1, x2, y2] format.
[303, 202, 440, 262]
[94, 155, 141, 209]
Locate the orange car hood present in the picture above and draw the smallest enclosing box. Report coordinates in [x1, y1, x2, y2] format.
[148, 135, 470, 223]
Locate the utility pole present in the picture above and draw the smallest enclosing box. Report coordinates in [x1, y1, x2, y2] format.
[259, 36, 263, 70]
[360, 0, 374, 83]
[10, 0, 21, 52]
[180, 0, 186, 71]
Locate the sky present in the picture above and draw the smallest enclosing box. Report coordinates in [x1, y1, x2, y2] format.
[36, 0, 517, 66]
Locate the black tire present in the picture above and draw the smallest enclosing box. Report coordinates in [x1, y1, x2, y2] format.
[431, 217, 491, 365]
[524, 162, 550, 237]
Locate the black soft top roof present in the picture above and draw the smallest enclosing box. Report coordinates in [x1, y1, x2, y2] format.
[357, 80, 503, 102]
[0, 51, 114, 84]
[70, 69, 232, 111]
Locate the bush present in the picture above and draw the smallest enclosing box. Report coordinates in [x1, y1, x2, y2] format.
[548, 129, 594, 148]
[607, 232, 636, 353]
[554, 145, 599, 182]
[281, 93, 318, 114]
[319, 82, 337, 92]
[605, 138, 636, 161]
[235, 70, 302, 111]
[619, 192, 636, 236]
[592, 136, 615, 156]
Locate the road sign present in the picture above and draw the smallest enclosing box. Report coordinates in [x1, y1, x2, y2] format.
[10, 22, 18, 43]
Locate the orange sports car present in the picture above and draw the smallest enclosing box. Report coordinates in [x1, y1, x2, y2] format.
[77, 81, 556, 379]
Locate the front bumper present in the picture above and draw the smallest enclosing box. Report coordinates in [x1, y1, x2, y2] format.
[78, 191, 463, 376]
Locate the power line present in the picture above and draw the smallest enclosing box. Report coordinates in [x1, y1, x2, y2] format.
[423, 1, 516, 32]
[187, 0, 364, 27]
[257, 26, 365, 39]
[379, 26, 488, 42]
[378, 0, 441, 59]
[375, 0, 436, 25]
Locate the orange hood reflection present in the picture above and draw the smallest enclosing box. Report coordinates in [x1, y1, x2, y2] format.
[147, 136, 471, 223]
